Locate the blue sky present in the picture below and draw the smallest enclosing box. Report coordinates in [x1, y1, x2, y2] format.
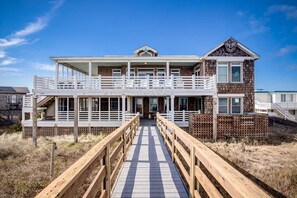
[0, 0, 296, 91]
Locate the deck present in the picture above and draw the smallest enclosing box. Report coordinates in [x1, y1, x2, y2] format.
[112, 124, 188, 198]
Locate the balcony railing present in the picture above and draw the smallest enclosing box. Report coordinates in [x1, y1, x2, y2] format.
[34, 75, 216, 90]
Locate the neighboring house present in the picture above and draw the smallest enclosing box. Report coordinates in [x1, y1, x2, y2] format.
[23, 37, 260, 136]
[255, 90, 297, 121]
[0, 86, 30, 125]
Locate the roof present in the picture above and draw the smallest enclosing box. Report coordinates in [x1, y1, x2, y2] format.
[0, 86, 30, 94]
[202, 37, 260, 60]
[255, 90, 297, 93]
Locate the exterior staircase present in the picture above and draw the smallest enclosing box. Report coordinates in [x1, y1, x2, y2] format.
[255, 100, 296, 122]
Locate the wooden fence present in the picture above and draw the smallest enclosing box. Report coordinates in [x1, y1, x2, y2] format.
[35, 114, 140, 198]
[156, 113, 270, 198]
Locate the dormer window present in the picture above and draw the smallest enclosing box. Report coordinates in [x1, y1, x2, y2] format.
[134, 45, 158, 57]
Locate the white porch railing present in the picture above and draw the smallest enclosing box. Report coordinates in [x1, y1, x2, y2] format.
[34, 75, 215, 91]
[160, 110, 200, 122]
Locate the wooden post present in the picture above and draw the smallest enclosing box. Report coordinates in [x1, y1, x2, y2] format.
[73, 96, 78, 143]
[50, 142, 56, 179]
[104, 144, 111, 197]
[32, 96, 37, 147]
[171, 128, 175, 162]
[190, 145, 196, 197]
[213, 95, 218, 141]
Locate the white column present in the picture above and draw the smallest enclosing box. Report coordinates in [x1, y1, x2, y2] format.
[127, 96, 131, 113]
[62, 66, 64, 80]
[66, 67, 69, 78]
[171, 95, 175, 121]
[73, 95, 78, 143]
[166, 61, 170, 78]
[122, 95, 126, 123]
[108, 97, 110, 121]
[127, 61, 131, 79]
[55, 62, 59, 87]
[88, 97, 92, 122]
[55, 97, 58, 122]
[88, 61, 92, 77]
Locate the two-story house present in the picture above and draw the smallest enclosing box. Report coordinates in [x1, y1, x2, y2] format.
[22, 37, 260, 137]
[0, 86, 29, 125]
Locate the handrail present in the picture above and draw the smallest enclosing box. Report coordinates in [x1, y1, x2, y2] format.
[156, 113, 270, 198]
[36, 114, 140, 198]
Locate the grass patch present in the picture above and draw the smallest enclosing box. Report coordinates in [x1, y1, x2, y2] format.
[0, 133, 106, 197]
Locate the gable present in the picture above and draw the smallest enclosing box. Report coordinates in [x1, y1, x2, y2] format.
[134, 45, 158, 57]
[204, 37, 259, 59]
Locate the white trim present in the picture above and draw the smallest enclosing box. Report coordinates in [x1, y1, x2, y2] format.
[170, 69, 180, 76]
[204, 56, 255, 61]
[218, 94, 245, 97]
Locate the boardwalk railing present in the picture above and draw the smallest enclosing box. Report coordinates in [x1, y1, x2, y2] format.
[36, 114, 140, 198]
[156, 113, 270, 198]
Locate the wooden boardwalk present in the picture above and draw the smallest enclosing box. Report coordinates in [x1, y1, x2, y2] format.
[112, 125, 188, 198]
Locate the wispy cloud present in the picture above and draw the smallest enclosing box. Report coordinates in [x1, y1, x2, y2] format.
[0, 0, 64, 67]
[32, 62, 55, 71]
[267, 5, 297, 19]
[0, 57, 19, 66]
[237, 10, 246, 17]
[0, 50, 5, 59]
[248, 16, 268, 34]
[13, 0, 64, 37]
[278, 45, 297, 56]
[0, 38, 27, 47]
[0, 67, 20, 72]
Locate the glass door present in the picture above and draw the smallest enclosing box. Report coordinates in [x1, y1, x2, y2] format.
[135, 98, 143, 117]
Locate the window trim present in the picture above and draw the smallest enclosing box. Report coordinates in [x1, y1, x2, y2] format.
[112, 69, 121, 77]
[11, 95, 17, 104]
[231, 97, 243, 114]
[218, 97, 229, 114]
[217, 62, 228, 83]
[149, 97, 158, 112]
[230, 62, 243, 83]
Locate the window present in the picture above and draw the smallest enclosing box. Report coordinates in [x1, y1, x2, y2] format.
[164, 97, 171, 111]
[110, 98, 119, 111]
[112, 69, 121, 77]
[171, 69, 180, 76]
[179, 97, 188, 111]
[58, 98, 68, 111]
[281, 94, 285, 102]
[126, 68, 135, 77]
[92, 98, 100, 111]
[157, 68, 165, 77]
[218, 98, 228, 114]
[79, 98, 88, 111]
[231, 98, 242, 114]
[217, 62, 228, 83]
[231, 63, 241, 82]
[288, 94, 294, 102]
[11, 95, 17, 103]
[149, 98, 158, 112]
[289, 110, 296, 115]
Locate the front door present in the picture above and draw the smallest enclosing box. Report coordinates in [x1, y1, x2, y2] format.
[135, 98, 143, 117]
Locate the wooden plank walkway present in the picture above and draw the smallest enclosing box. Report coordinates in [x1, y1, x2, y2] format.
[112, 125, 188, 198]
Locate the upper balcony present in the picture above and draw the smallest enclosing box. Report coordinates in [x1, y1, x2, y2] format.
[33, 75, 217, 96]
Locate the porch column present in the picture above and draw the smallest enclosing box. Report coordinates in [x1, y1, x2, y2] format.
[55, 97, 58, 122]
[88, 97, 92, 122]
[62, 65, 64, 80]
[127, 61, 131, 79]
[88, 61, 92, 89]
[166, 61, 170, 78]
[122, 95, 126, 124]
[55, 62, 59, 88]
[127, 96, 131, 113]
[32, 95, 37, 147]
[73, 95, 78, 143]
[171, 95, 175, 121]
